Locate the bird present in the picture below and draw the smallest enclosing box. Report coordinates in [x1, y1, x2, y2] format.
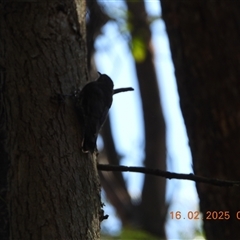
[75, 72, 134, 153]
[75, 73, 114, 153]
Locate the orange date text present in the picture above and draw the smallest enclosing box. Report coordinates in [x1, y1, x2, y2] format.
[169, 211, 240, 220]
[170, 211, 200, 220]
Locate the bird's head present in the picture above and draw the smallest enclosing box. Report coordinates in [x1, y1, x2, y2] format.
[97, 72, 114, 90]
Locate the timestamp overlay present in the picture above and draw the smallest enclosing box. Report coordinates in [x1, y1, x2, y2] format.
[170, 211, 240, 220]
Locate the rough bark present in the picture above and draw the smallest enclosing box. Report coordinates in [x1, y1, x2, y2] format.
[161, 1, 240, 239]
[2, 1, 101, 239]
[0, 3, 9, 240]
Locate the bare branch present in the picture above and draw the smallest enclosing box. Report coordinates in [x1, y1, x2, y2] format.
[97, 164, 240, 187]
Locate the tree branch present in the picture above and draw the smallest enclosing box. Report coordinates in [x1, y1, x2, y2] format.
[97, 164, 240, 187]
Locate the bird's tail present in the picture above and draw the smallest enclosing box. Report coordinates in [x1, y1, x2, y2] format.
[82, 135, 97, 153]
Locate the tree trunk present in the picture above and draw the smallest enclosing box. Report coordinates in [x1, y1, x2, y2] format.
[161, 1, 240, 239]
[2, 2, 101, 239]
[126, 1, 167, 238]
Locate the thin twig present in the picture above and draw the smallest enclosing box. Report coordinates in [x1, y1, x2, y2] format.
[97, 164, 240, 187]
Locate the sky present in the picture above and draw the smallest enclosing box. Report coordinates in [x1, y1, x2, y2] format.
[94, 1, 202, 239]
